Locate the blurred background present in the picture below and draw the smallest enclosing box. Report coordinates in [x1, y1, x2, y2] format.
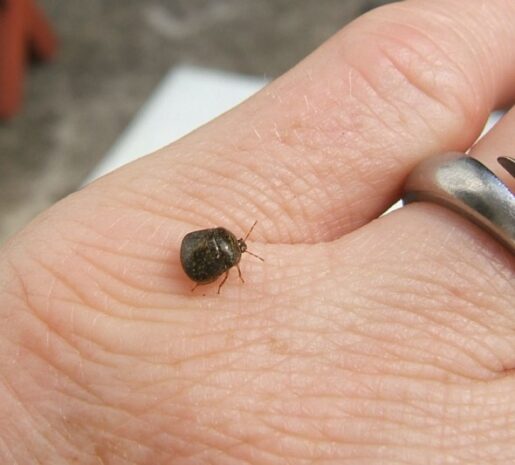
[0, 0, 395, 244]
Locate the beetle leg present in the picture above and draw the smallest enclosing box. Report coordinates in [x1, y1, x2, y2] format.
[236, 264, 245, 283]
[217, 271, 229, 294]
[191, 283, 200, 292]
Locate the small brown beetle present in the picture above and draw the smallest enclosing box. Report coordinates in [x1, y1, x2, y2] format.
[180, 221, 263, 294]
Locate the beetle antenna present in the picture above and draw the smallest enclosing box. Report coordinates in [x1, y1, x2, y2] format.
[243, 220, 258, 241]
[245, 250, 264, 262]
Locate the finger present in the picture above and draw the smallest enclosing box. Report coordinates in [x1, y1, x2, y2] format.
[95, 0, 515, 244]
[470, 108, 515, 189]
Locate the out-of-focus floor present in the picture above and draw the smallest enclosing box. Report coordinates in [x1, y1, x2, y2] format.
[0, 0, 393, 243]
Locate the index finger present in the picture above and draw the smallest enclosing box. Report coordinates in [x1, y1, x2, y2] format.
[92, 0, 515, 244]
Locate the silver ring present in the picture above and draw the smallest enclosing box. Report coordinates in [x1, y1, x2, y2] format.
[403, 152, 515, 254]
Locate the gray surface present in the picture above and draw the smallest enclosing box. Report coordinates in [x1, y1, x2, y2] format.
[0, 0, 394, 243]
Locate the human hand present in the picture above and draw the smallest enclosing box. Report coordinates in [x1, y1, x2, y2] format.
[1, 0, 514, 463]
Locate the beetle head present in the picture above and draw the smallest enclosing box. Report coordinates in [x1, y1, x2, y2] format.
[237, 238, 247, 253]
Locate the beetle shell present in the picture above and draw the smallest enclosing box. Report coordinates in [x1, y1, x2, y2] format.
[180, 227, 242, 284]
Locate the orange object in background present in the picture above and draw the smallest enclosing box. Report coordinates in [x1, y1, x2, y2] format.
[0, 0, 57, 119]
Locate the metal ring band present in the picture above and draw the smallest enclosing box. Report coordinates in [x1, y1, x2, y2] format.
[403, 152, 515, 254]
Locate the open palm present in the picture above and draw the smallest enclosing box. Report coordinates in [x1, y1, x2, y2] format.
[1, 1, 514, 463]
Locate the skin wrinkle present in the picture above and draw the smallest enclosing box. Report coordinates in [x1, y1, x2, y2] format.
[399, 253, 515, 330]
[23, 289, 182, 374]
[0, 364, 67, 462]
[200, 430, 284, 465]
[28, 235, 223, 315]
[450, 417, 515, 441]
[186, 338, 464, 388]
[73, 244, 175, 286]
[0, 441, 18, 465]
[13, 317, 107, 407]
[360, 268, 500, 338]
[338, 41, 458, 151]
[93, 420, 179, 464]
[113, 428, 190, 465]
[66, 212, 185, 258]
[175, 160, 279, 234]
[292, 149, 392, 238]
[182, 148, 329, 242]
[372, 211, 513, 286]
[45, 216, 255, 318]
[275, 392, 476, 425]
[344, 63, 427, 149]
[102, 210, 153, 240]
[321, 334, 497, 384]
[34, 404, 101, 465]
[355, 274, 514, 378]
[109, 172, 224, 233]
[255, 410, 433, 449]
[288, 304, 442, 369]
[200, 363, 325, 404]
[98, 186, 190, 228]
[426, 279, 515, 339]
[275, 98, 359, 155]
[76, 246, 221, 304]
[345, 279, 513, 376]
[26, 253, 112, 313]
[72, 247, 174, 297]
[200, 347, 314, 403]
[184, 153, 275, 219]
[368, 11, 484, 120]
[71, 418, 157, 465]
[246, 419, 435, 462]
[18, 253, 185, 343]
[227, 424, 392, 462]
[372, 305, 511, 379]
[0, 380, 35, 461]
[478, 250, 515, 296]
[326, 250, 496, 328]
[394, 1, 498, 92]
[487, 3, 515, 106]
[421, 4, 495, 110]
[199, 417, 318, 465]
[99, 398, 210, 456]
[119, 150, 354, 246]
[337, 345, 491, 385]
[169, 159, 258, 211]
[360, 274, 493, 333]
[163, 354, 451, 394]
[372, 37, 466, 144]
[135, 411, 256, 465]
[426, 224, 513, 287]
[38, 260, 292, 366]
[291, 69, 414, 189]
[255, 400, 439, 433]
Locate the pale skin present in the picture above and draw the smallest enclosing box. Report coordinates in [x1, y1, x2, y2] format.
[1, 0, 515, 463]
